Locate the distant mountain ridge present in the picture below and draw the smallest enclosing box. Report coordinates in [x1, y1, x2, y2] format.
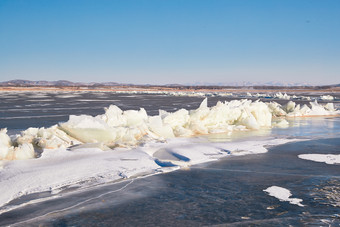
[0, 80, 120, 87]
[185, 81, 321, 87]
[0, 79, 338, 88]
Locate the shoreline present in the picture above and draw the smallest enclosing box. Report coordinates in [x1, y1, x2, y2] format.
[0, 86, 339, 94]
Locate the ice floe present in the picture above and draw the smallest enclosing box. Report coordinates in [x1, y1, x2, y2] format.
[320, 95, 334, 101]
[264, 186, 304, 207]
[298, 154, 340, 165]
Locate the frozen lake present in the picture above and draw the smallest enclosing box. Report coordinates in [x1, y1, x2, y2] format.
[0, 91, 339, 226]
[32, 138, 340, 226]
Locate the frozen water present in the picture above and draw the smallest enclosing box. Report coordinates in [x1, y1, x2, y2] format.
[298, 154, 340, 164]
[0, 91, 339, 226]
[264, 186, 304, 207]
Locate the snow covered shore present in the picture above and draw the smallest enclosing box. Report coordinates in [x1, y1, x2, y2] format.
[0, 136, 296, 211]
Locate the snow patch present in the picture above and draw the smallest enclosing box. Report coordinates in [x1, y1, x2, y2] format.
[264, 186, 304, 207]
[298, 154, 340, 165]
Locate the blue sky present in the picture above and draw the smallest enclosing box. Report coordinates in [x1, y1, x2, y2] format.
[0, 0, 339, 85]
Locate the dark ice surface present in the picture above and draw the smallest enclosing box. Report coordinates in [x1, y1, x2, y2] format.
[0, 92, 209, 131]
[0, 91, 339, 226]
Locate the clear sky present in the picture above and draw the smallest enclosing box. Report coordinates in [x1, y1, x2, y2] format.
[0, 0, 339, 85]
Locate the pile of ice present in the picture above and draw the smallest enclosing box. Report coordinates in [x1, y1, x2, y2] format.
[244, 92, 337, 101]
[0, 129, 35, 160]
[0, 126, 80, 160]
[0, 98, 339, 161]
[113, 90, 321, 101]
[273, 92, 295, 100]
[320, 95, 334, 101]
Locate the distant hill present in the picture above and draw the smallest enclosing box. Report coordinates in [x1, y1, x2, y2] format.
[186, 80, 315, 87]
[0, 80, 120, 87]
